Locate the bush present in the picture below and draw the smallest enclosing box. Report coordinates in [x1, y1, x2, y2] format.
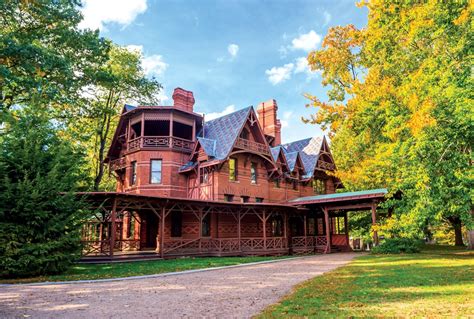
[371, 238, 422, 254]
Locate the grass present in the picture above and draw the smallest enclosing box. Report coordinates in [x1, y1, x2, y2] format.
[0, 255, 289, 284]
[259, 245, 474, 318]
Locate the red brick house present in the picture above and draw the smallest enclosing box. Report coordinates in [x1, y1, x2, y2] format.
[81, 88, 387, 260]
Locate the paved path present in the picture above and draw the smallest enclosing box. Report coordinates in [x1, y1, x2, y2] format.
[0, 253, 358, 319]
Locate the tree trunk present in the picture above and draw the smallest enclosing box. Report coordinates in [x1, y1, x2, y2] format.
[449, 216, 464, 246]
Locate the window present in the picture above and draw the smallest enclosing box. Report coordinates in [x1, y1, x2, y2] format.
[241, 196, 249, 203]
[255, 197, 264, 203]
[250, 162, 257, 184]
[150, 159, 162, 184]
[312, 179, 325, 194]
[274, 178, 280, 188]
[170, 211, 182, 237]
[202, 213, 211, 237]
[271, 215, 283, 236]
[200, 168, 209, 184]
[224, 194, 234, 202]
[229, 158, 237, 181]
[130, 161, 137, 185]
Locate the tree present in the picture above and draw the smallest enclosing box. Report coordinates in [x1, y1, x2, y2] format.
[306, 1, 473, 245]
[70, 45, 162, 191]
[0, 108, 88, 277]
[0, 0, 109, 120]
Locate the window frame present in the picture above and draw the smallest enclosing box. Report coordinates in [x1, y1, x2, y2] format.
[255, 197, 264, 203]
[312, 179, 325, 194]
[130, 161, 137, 186]
[229, 158, 237, 181]
[150, 159, 162, 184]
[250, 162, 257, 184]
[224, 194, 234, 202]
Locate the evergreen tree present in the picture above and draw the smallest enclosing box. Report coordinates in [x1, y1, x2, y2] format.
[0, 108, 88, 277]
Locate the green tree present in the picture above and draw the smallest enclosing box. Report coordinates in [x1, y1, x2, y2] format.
[0, 108, 88, 277]
[0, 0, 108, 119]
[70, 45, 162, 191]
[306, 1, 473, 245]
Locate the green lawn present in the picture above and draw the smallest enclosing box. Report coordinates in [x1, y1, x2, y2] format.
[259, 246, 474, 318]
[1, 255, 288, 284]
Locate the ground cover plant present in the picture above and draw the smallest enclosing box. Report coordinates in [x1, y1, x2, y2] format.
[0, 255, 288, 284]
[259, 246, 474, 318]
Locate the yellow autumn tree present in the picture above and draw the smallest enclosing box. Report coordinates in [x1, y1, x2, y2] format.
[306, 1, 473, 246]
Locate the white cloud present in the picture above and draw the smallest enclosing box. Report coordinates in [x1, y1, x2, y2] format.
[265, 63, 294, 85]
[79, 0, 147, 30]
[280, 111, 293, 128]
[291, 30, 322, 51]
[126, 45, 168, 77]
[227, 44, 239, 58]
[205, 105, 236, 121]
[142, 55, 168, 76]
[294, 57, 309, 73]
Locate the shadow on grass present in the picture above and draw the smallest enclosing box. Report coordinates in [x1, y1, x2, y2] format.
[259, 246, 474, 318]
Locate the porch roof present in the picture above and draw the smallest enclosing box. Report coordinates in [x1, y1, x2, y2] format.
[288, 188, 388, 206]
[76, 191, 295, 211]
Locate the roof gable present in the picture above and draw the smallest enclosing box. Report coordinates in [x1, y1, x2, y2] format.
[280, 136, 323, 177]
[198, 106, 252, 160]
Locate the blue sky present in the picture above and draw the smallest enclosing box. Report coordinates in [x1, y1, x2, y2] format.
[80, 0, 367, 143]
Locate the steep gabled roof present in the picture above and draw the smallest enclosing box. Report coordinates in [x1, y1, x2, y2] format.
[285, 152, 299, 172]
[280, 136, 323, 177]
[198, 106, 252, 160]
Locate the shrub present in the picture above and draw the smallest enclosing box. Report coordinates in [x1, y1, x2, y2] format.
[371, 238, 422, 254]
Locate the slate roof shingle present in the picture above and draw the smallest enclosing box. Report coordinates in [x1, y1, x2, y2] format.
[280, 136, 323, 178]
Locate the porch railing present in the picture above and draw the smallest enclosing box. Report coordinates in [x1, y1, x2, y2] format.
[127, 136, 194, 153]
[291, 236, 327, 249]
[162, 237, 287, 255]
[234, 138, 270, 156]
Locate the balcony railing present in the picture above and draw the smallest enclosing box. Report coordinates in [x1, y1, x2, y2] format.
[127, 136, 194, 153]
[110, 157, 127, 171]
[234, 138, 270, 156]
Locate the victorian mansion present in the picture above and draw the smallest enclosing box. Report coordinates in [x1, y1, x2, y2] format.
[82, 88, 387, 260]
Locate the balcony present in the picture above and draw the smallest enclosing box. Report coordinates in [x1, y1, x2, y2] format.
[109, 157, 127, 171]
[127, 136, 195, 153]
[234, 138, 270, 156]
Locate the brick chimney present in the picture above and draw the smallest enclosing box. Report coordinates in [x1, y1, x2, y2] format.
[172, 88, 195, 112]
[256, 99, 282, 146]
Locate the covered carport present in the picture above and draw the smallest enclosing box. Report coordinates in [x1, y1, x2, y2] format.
[289, 188, 388, 253]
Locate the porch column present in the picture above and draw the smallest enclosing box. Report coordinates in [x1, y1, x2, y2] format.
[109, 197, 117, 257]
[303, 215, 307, 248]
[160, 206, 166, 258]
[323, 206, 331, 253]
[371, 203, 379, 246]
[122, 212, 130, 239]
[344, 212, 349, 248]
[238, 210, 241, 252]
[263, 210, 267, 250]
[198, 208, 203, 253]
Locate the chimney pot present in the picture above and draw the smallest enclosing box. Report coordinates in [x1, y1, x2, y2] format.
[172, 88, 195, 112]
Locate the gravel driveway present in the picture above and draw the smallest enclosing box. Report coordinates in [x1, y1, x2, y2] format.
[0, 253, 358, 318]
